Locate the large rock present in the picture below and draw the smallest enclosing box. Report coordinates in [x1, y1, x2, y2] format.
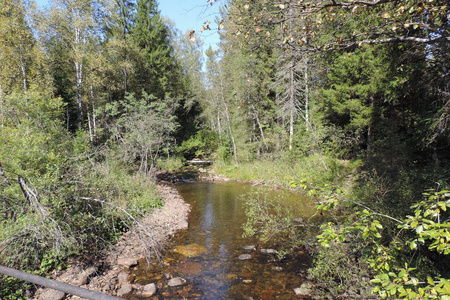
[136, 283, 157, 297]
[168, 277, 185, 287]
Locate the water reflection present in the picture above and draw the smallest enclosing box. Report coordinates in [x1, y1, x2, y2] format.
[132, 182, 315, 299]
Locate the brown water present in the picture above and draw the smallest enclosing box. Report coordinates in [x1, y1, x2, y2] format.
[131, 181, 316, 299]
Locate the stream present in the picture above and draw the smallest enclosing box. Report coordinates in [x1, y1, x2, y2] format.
[130, 181, 316, 299]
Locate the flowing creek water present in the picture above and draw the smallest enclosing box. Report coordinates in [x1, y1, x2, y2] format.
[129, 181, 317, 299]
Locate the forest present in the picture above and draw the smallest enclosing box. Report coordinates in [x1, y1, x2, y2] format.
[0, 0, 449, 299]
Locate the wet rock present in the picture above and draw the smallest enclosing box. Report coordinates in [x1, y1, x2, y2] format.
[168, 277, 185, 287]
[242, 279, 253, 284]
[38, 289, 65, 300]
[271, 266, 284, 272]
[294, 281, 313, 296]
[238, 254, 252, 260]
[117, 258, 138, 267]
[117, 283, 133, 297]
[261, 249, 278, 254]
[242, 245, 256, 251]
[136, 283, 157, 297]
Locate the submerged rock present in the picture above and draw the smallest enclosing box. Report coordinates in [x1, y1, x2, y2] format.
[176, 260, 203, 275]
[242, 245, 256, 251]
[238, 254, 252, 260]
[172, 244, 207, 258]
[260, 249, 278, 255]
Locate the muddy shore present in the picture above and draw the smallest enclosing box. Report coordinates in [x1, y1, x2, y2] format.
[32, 183, 190, 300]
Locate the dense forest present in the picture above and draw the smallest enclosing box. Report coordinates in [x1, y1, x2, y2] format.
[0, 0, 449, 298]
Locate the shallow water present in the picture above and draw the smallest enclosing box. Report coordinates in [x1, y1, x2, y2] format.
[130, 181, 316, 299]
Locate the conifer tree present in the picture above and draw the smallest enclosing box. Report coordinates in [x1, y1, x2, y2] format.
[131, 0, 176, 98]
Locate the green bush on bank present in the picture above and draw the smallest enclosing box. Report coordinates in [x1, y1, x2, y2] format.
[0, 92, 162, 299]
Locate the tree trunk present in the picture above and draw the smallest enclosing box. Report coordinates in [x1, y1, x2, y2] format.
[304, 57, 310, 131]
[289, 60, 295, 151]
[19, 53, 28, 92]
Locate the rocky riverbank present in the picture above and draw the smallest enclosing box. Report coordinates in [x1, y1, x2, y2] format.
[32, 183, 190, 300]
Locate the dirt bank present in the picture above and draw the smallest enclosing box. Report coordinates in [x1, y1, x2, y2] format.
[33, 183, 190, 300]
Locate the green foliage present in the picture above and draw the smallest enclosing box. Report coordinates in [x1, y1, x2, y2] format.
[177, 129, 219, 159]
[312, 188, 450, 299]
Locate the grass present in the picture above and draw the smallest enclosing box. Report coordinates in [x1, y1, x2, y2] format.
[212, 153, 360, 191]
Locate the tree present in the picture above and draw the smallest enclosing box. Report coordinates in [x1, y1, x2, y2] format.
[44, 0, 103, 129]
[101, 92, 178, 173]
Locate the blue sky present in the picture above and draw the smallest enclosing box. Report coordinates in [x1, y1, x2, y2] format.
[34, 0, 221, 51]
